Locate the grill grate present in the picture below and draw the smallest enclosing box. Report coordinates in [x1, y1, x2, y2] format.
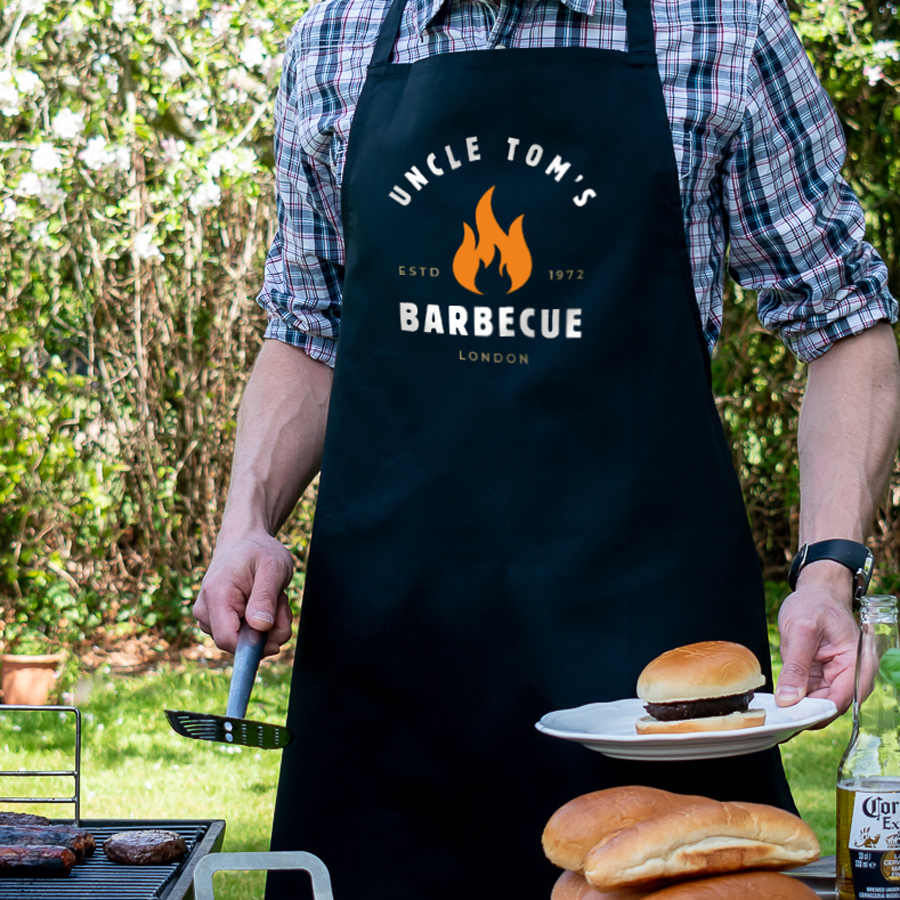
[0, 820, 225, 900]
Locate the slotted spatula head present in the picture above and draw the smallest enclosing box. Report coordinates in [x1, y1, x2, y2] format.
[165, 709, 292, 749]
[166, 621, 292, 750]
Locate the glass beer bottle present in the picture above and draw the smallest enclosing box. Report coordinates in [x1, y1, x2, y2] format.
[837, 595, 900, 900]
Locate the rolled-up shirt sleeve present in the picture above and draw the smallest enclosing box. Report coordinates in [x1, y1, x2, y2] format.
[723, 0, 897, 362]
[256, 25, 345, 367]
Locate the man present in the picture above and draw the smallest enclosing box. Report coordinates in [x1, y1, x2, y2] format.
[194, 0, 900, 895]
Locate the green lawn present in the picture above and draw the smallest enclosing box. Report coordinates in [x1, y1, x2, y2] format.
[0, 660, 291, 899]
[781, 717, 848, 857]
[771, 624, 849, 858]
[0, 633, 847, 896]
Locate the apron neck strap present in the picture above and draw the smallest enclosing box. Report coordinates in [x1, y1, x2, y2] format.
[623, 0, 656, 58]
[370, 0, 658, 67]
[371, 0, 409, 67]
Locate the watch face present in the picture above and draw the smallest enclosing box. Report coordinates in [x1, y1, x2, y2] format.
[788, 544, 809, 591]
[858, 552, 876, 598]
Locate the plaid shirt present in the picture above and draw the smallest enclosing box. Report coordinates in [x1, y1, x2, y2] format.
[258, 0, 897, 366]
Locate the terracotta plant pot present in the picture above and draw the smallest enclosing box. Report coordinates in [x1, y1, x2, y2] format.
[1, 653, 65, 706]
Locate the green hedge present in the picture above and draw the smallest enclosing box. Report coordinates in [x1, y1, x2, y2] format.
[0, 0, 312, 651]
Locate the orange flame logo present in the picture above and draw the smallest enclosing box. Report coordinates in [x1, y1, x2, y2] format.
[452, 186, 532, 295]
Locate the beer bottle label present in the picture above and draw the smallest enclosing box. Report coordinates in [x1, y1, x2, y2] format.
[848, 791, 900, 897]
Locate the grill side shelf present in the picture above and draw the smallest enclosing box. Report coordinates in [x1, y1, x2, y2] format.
[160, 820, 225, 900]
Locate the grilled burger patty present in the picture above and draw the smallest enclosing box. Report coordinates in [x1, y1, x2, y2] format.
[0, 845, 76, 877]
[0, 825, 94, 864]
[0, 813, 51, 827]
[644, 689, 756, 722]
[104, 830, 188, 865]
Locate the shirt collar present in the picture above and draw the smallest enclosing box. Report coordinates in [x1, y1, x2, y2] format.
[412, 0, 602, 40]
[411, 0, 447, 38]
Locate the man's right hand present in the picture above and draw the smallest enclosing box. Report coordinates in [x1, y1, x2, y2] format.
[191, 340, 333, 656]
[193, 531, 295, 656]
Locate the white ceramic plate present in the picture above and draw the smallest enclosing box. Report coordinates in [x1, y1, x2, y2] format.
[535, 693, 837, 761]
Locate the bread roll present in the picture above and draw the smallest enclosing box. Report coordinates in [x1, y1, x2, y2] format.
[637, 642, 765, 703]
[635, 708, 766, 735]
[646, 871, 820, 899]
[553, 870, 820, 900]
[583, 800, 820, 891]
[552, 870, 652, 899]
[543, 787, 716, 872]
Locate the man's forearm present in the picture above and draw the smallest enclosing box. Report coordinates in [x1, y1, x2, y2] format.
[796, 322, 900, 591]
[774, 324, 899, 711]
[219, 339, 334, 540]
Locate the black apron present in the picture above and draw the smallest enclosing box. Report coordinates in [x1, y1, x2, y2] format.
[267, 0, 795, 895]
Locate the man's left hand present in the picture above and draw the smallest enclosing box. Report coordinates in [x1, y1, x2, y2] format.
[775, 565, 858, 717]
[778, 324, 900, 718]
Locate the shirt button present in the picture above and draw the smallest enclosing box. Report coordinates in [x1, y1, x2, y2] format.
[495, 43, 507, 48]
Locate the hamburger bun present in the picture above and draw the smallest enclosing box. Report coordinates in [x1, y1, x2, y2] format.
[635, 708, 766, 735]
[635, 641, 766, 733]
[646, 871, 820, 898]
[583, 799, 820, 891]
[637, 642, 765, 703]
[542, 787, 716, 872]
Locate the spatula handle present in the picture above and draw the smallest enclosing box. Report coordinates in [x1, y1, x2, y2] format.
[225, 621, 267, 719]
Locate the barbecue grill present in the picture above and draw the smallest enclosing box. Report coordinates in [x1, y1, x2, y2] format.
[0, 820, 226, 900]
[0, 705, 225, 900]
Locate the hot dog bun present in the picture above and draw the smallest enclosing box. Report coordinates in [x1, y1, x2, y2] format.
[647, 871, 820, 898]
[552, 870, 652, 899]
[554, 870, 819, 900]
[583, 799, 820, 891]
[542, 787, 715, 872]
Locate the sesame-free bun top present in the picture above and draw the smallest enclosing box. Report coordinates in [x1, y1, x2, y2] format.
[636, 641, 765, 703]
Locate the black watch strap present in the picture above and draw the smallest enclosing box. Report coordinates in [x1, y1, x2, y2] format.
[788, 539, 875, 600]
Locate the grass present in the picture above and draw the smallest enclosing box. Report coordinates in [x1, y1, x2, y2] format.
[770, 624, 849, 858]
[0, 632, 850, 896]
[0, 659, 292, 899]
[782, 717, 849, 857]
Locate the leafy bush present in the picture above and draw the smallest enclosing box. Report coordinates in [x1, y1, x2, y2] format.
[793, 0, 900, 300]
[0, 0, 311, 650]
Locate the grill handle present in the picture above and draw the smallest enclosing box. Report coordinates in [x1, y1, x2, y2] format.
[224, 622, 266, 720]
[192, 851, 334, 900]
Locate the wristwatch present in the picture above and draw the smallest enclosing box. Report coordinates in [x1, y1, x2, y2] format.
[788, 539, 875, 600]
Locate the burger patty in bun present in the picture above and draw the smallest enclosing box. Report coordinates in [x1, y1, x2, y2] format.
[635, 641, 766, 734]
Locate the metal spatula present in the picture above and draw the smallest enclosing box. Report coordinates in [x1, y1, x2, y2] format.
[166, 621, 292, 749]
